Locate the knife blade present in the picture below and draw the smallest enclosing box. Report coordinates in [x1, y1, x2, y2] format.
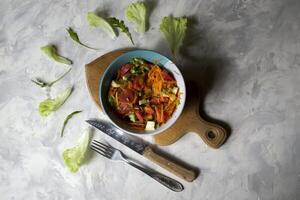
[86, 119, 197, 182]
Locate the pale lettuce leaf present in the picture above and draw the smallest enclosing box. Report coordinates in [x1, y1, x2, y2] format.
[125, 2, 147, 33]
[86, 12, 117, 39]
[159, 16, 187, 56]
[63, 129, 90, 173]
[38, 87, 73, 117]
[40, 44, 72, 65]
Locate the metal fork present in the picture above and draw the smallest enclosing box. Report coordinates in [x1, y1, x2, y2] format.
[90, 140, 184, 192]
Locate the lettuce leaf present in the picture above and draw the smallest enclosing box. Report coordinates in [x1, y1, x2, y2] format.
[159, 16, 187, 56]
[39, 87, 73, 117]
[40, 44, 72, 65]
[63, 129, 90, 173]
[86, 12, 117, 39]
[125, 2, 147, 33]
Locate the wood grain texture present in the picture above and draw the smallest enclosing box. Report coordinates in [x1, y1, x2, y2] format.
[85, 49, 227, 148]
[143, 147, 196, 182]
[85, 49, 128, 110]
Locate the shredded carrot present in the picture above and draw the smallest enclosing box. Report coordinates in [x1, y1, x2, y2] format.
[160, 104, 164, 123]
[147, 65, 165, 96]
[165, 101, 176, 115]
[154, 106, 160, 123]
[144, 105, 154, 114]
[127, 81, 133, 89]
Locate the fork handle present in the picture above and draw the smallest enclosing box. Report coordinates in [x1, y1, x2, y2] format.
[125, 160, 184, 192]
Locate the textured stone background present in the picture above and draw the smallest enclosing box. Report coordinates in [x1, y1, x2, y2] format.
[0, 0, 299, 199]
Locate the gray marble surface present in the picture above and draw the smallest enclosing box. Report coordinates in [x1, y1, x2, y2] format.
[1, 0, 300, 199]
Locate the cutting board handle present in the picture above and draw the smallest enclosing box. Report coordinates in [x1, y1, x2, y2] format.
[153, 82, 228, 147]
[192, 118, 227, 149]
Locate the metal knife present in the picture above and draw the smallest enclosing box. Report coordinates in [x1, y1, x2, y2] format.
[86, 119, 197, 182]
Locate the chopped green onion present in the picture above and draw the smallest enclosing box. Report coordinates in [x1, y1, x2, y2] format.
[108, 96, 116, 107]
[111, 80, 121, 87]
[122, 74, 131, 80]
[129, 113, 136, 122]
[139, 99, 148, 105]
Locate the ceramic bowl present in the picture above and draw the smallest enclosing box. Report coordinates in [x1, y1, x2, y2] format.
[99, 50, 186, 136]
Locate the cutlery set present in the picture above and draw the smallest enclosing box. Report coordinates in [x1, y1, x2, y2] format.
[87, 119, 197, 191]
[90, 139, 184, 192]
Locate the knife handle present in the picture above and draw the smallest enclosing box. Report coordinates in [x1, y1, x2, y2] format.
[143, 147, 197, 182]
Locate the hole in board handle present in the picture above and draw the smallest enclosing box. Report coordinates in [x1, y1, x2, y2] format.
[207, 131, 216, 140]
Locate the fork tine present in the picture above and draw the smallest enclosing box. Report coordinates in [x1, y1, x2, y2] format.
[93, 140, 113, 148]
[92, 140, 115, 153]
[91, 143, 113, 157]
[90, 143, 106, 153]
[90, 143, 112, 156]
[92, 141, 115, 155]
[90, 145, 112, 159]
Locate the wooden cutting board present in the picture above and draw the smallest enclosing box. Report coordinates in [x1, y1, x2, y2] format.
[85, 49, 227, 148]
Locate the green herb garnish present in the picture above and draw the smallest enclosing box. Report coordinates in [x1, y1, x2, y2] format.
[107, 17, 134, 45]
[31, 68, 71, 88]
[67, 27, 98, 50]
[108, 96, 116, 107]
[60, 110, 82, 137]
[129, 113, 136, 122]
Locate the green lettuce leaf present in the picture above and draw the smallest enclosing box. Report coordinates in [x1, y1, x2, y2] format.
[86, 12, 117, 39]
[63, 129, 90, 173]
[60, 110, 82, 137]
[39, 87, 73, 117]
[159, 16, 187, 56]
[67, 27, 99, 50]
[40, 44, 72, 65]
[125, 2, 147, 33]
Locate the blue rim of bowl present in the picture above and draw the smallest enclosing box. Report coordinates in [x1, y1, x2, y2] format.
[99, 49, 186, 136]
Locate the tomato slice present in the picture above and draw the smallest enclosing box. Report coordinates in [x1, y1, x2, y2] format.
[118, 64, 132, 77]
[135, 111, 144, 122]
[118, 102, 132, 115]
[132, 76, 145, 91]
[118, 89, 136, 103]
[150, 97, 161, 104]
[161, 70, 175, 81]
